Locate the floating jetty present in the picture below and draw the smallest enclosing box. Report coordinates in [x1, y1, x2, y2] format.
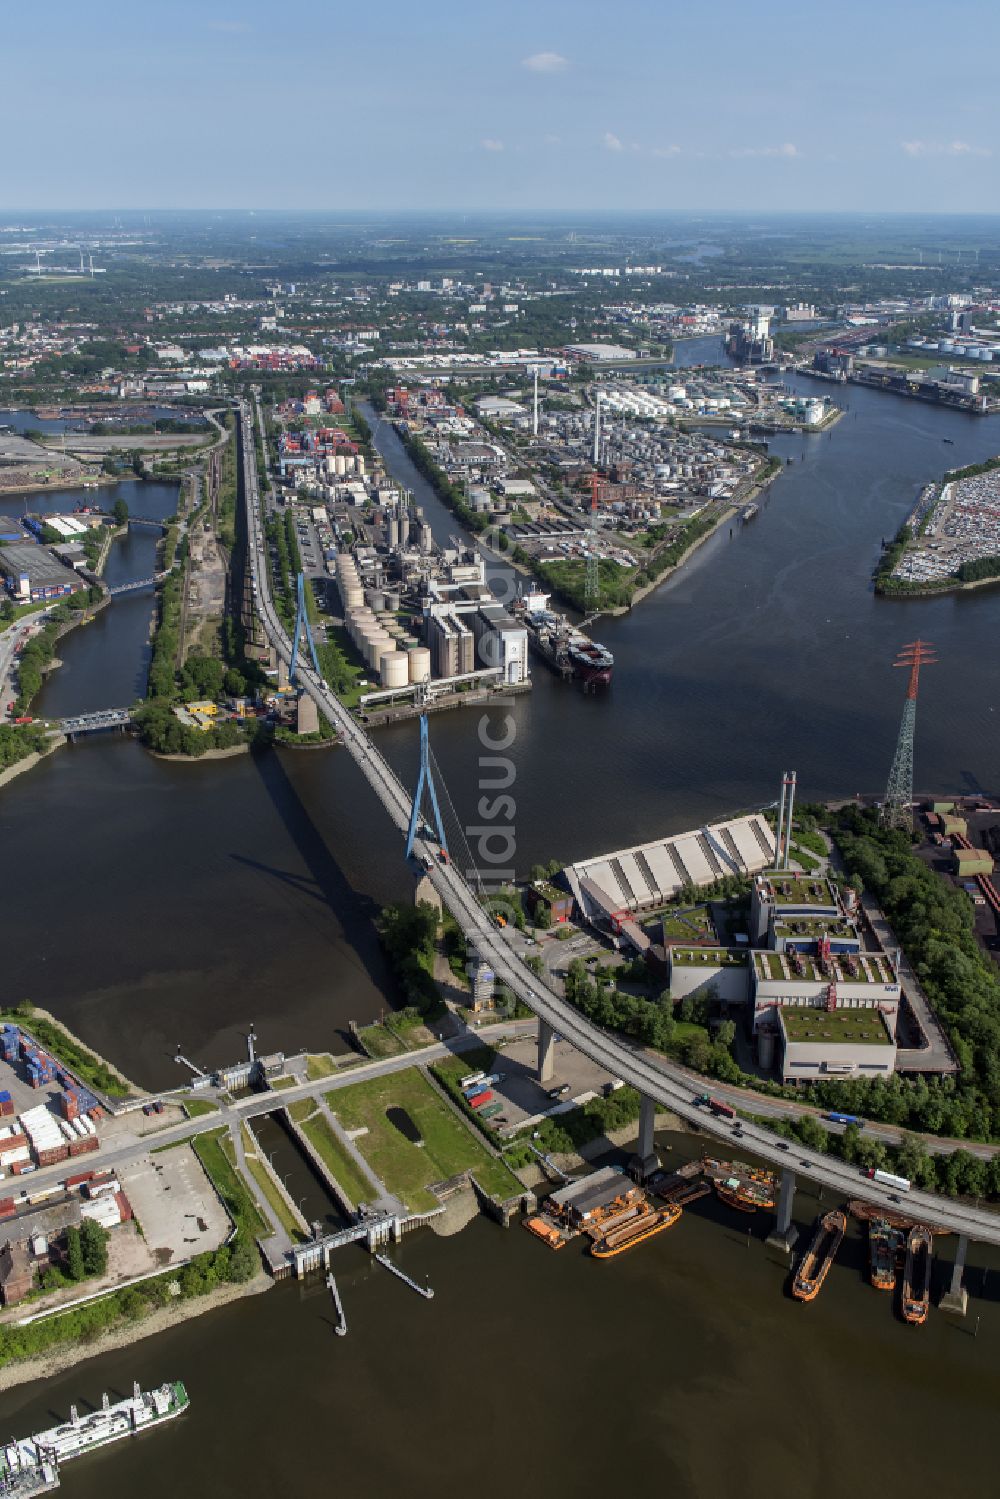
[523, 1163, 687, 1258]
[326, 1270, 348, 1336]
[902, 1226, 933, 1325]
[375, 1252, 434, 1299]
[793, 1210, 846, 1302]
[0, 1382, 188, 1495]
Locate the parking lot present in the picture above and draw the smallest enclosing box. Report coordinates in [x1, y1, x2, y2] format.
[481, 1033, 621, 1133]
[120, 1144, 231, 1264]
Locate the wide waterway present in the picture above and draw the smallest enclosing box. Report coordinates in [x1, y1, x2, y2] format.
[1, 363, 1000, 1489]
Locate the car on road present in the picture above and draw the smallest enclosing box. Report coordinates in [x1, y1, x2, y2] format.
[548, 1085, 570, 1099]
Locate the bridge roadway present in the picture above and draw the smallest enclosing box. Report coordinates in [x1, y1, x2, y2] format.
[237, 396, 1000, 1249]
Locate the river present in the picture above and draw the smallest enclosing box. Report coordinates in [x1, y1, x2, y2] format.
[1, 363, 999, 1490]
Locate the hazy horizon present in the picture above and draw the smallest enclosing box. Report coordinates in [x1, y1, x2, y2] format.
[4, 0, 997, 214]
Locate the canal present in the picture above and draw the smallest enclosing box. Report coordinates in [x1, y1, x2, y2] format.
[0, 370, 999, 1489]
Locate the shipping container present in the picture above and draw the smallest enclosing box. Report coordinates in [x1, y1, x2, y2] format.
[468, 1090, 494, 1109]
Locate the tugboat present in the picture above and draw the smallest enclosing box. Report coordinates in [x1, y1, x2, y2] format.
[793, 1209, 847, 1302]
[868, 1218, 897, 1291]
[901, 1226, 932, 1325]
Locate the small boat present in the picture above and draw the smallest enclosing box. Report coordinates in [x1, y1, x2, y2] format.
[942, 437, 955, 445]
[868, 1218, 897, 1291]
[901, 1226, 932, 1325]
[793, 1209, 846, 1302]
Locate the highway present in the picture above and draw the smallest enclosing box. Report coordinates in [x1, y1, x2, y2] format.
[238, 395, 1000, 1248]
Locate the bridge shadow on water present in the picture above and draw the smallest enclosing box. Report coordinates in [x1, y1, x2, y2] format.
[234, 744, 404, 1045]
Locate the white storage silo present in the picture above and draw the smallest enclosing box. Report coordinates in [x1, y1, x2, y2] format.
[381, 652, 410, 689]
[408, 646, 432, 684]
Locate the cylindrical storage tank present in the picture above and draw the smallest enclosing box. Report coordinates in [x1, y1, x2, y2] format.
[380, 652, 409, 689]
[384, 591, 401, 611]
[343, 584, 364, 610]
[419, 524, 432, 554]
[334, 454, 347, 475]
[348, 609, 375, 639]
[402, 635, 419, 649]
[366, 589, 385, 612]
[364, 628, 391, 661]
[370, 638, 395, 673]
[408, 646, 432, 684]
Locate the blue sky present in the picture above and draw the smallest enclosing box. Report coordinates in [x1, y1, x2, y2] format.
[4, 0, 998, 210]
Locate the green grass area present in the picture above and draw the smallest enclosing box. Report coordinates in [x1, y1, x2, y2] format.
[317, 625, 371, 709]
[773, 917, 854, 940]
[294, 1108, 374, 1207]
[241, 1125, 307, 1242]
[660, 903, 714, 940]
[357, 1024, 407, 1059]
[766, 873, 833, 906]
[194, 1129, 268, 1238]
[790, 844, 821, 873]
[0, 1006, 131, 1098]
[1, 599, 52, 625]
[182, 1098, 219, 1118]
[670, 946, 746, 966]
[328, 1070, 521, 1209]
[779, 1007, 889, 1045]
[305, 1053, 337, 1081]
[269, 1075, 298, 1091]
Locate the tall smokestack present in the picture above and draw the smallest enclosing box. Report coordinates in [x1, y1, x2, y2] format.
[783, 772, 797, 869]
[532, 367, 539, 437]
[593, 392, 601, 466]
[774, 772, 787, 869]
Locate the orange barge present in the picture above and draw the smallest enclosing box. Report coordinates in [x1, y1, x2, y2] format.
[793, 1209, 847, 1302]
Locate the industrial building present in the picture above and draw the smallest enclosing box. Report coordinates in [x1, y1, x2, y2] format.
[564, 813, 777, 925]
[0, 541, 83, 602]
[775, 1005, 896, 1086]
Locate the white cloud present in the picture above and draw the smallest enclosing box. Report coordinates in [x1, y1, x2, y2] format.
[651, 144, 682, 158]
[730, 142, 801, 159]
[207, 19, 249, 31]
[544, 133, 561, 146]
[522, 51, 569, 73]
[902, 139, 991, 158]
[481, 138, 505, 153]
[603, 132, 623, 152]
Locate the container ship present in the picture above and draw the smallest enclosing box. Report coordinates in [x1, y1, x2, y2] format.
[792, 1209, 846, 1302]
[868, 1218, 899, 1291]
[514, 590, 614, 688]
[590, 1201, 681, 1259]
[0, 1382, 189, 1495]
[901, 1226, 932, 1325]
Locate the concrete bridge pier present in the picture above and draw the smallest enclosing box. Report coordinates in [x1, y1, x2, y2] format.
[940, 1232, 969, 1316]
[766, 1168, 799, 1254]
[537, 1019, 555, 1083]
[632, 1094, 660, 1180]
[638, 1095, 656, 1160]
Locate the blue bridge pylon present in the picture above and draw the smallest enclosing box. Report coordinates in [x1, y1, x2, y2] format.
[290, 572, 322, 685]
[405, 714, 449, 863]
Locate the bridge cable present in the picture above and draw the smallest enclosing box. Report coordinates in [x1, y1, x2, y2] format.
[427, 743, 487, 901]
